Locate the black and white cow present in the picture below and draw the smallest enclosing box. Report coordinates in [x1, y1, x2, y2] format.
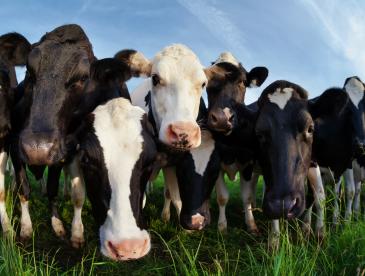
[119, 45, 226, 230]
[205, 52, 268, 232]
[77, 96, 156, 260]
[0, 32, 31, 235]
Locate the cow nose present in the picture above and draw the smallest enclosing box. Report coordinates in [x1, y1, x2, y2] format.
[19, 131, 60, 165]
[180, 213, 207, 231]
[264, 196, 302, 219]
[106, 238, 150, 261]
[208, 109, 233, 133]
[165, 121, 201, 149]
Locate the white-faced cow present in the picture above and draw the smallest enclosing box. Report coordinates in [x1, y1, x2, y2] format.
[0, 32, 31, 235]
[77, 95, 156, 260]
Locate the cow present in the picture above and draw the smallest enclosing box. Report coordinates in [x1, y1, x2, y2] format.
[10, 24, 95, 247]
[205, 52, 268, 232]
[0, 32, 31, 235]
[118, 45, 226, 230]
[75, 61, 157, 259]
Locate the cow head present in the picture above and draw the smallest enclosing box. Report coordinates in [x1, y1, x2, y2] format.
[257, 81, 313, 219]
[19, 24, 95, 165]
[79, 98, 156, 261]
[0, 33, 31, 139]
[205, 52, 268, 135]
[115, 44, 207, 150]
[343, 76, 365, 165]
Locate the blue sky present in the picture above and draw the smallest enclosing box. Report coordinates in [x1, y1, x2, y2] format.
[1, 0, 364, 103]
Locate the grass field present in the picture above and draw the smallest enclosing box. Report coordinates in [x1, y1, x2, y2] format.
[0, 171, 364, 275]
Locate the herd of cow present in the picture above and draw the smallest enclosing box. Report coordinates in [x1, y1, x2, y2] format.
[0, 23, 364, 261]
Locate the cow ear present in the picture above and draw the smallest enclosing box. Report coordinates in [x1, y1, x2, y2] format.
[114, 49, 152, 78]
[246, 67, 268, 88]
[90, 58, 133, 83]
[0, 33, 31, 66]
[204, 64, 226, 83]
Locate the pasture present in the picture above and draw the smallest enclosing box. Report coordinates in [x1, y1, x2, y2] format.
[0, 171, 364, 275]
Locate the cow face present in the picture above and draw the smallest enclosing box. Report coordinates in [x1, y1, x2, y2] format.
[0, 33, 31, 139]
[256, 81, 313, 219]
[80, 98, 156, 261]
[343, 76, 365, 164]
[205, 52, 268, 135]
[176, 130, 220, 230]
[19, 24, 94, 166]
[115, 44, 207, 150]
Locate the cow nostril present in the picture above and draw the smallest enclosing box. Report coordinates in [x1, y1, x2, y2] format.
[228, 114, 235, 123]
[210, 113, 218, 124]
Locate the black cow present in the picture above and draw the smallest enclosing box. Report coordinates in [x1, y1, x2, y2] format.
[10, 24, 95, 247]
[0, 32, 30, 236]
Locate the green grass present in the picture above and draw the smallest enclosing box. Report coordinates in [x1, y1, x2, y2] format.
[0, 172, 364, 275]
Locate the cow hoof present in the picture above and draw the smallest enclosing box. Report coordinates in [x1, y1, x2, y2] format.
[316, 227, 325, 244]
[268, 234, 280, 252]
[71, 236, 85, 249]
[301, 223, 312, 238]
[161, 212, 170, 223]
[2, 227, 15, 240]
[218, 221, 227, 232]
[20, 226, 33, 242]
[249, 228, 261, 237]
[51, 216, 66, 238]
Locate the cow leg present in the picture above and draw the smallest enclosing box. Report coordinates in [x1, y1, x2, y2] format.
[307, 166, 325, 240]
[302, 206, 312, 236]
[332, 178, 342, 225]
[216, 170, 229, 232]
[68, 156, 85, 248]
[63, 168, 70, 198]
[47, 166, 66, 238]
[240, 171, 259, 235]
[269, 220, 280, 250]
[161, 186, 171, 222]
[353, 180, 362, 218]
[161, 167, 181, 221]
[11, 151, 32, 240]
[344, 169, 355, 221]
[0, 152, 13, 236]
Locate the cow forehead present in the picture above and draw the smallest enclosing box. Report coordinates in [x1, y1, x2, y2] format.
[214, 52, 239, 67]
[267, 87, 293, 110]
[345, 77, 364, 107]
[152, 44, 206, 83]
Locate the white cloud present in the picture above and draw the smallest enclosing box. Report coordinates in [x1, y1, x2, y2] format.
[176, 0, 250, 60]
[300, 0, 365, 77]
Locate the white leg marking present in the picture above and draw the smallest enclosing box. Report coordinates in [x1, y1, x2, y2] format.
[307, 166, 325, 238]
[68, 156, 85, 248]
[302, 206, 312, 236]
[344, 169, 355, 221]
[20, 197, 33, 240]
[240, 171, 259, 234]
[353, 180, 362, 217]
[269, 220, 280, 250]
[161, 186, 172, 222]
[162, 167, 181, 219]
[216, 170, 229, 232]
[0, 152, 12, 236]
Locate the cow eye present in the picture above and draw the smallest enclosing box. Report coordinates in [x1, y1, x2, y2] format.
[307, 125, 314, 134]
[202, 82, 206, 88]
[152, 74, 160, 86]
